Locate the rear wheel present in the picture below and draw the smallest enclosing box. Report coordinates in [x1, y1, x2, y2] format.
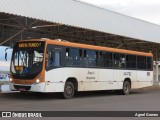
[122, 81, 131, 95]
[63, 82, 75, 99]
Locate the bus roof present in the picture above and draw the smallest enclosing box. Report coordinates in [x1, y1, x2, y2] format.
[19, 39, 153, 57]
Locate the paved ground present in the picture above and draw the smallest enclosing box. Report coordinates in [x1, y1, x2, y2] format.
[0, 86, 160, 120]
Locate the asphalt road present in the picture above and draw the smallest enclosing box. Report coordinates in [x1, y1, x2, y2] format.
[0, 89, 160, 120]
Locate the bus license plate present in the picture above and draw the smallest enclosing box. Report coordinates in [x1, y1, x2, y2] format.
[19, 88, 26, 91]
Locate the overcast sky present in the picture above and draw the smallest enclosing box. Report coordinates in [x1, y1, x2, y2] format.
[80, 0, 160, 25]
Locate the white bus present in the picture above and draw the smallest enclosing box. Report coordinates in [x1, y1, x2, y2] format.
[9, 39, 153, 98]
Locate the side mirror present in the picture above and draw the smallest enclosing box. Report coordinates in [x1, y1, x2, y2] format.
[5, 48, 8, 61]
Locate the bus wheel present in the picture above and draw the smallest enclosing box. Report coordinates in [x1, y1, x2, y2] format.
[122, 81, 131, 95]
[63, 82, 75, 99]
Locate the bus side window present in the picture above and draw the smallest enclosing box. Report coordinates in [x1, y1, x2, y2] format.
[126, 55, 136, 69]
[114, 53, 126, 69]
[85, 50, 96, 67]
[70, 48, 81, 66]
[65, 48, 82, 66]
[99, 52, 103, 67]
[147, 57, 152, 70]
[84, 50, 87, 66]
[101, 52, 113, 68]
[79, 49, 83, 66]
[96, 51, 99, 66]
[137, 56, 146, 70]
[49, 51, 61, 67]
[65, 48, 72, 66]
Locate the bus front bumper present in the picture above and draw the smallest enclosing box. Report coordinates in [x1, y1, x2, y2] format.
[9, 82, 64, 93]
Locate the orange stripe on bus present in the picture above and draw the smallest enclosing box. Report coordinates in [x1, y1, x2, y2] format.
[19, 39, 153, 57]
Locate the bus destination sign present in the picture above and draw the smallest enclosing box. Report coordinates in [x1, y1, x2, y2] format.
[18, 42, 42, 48]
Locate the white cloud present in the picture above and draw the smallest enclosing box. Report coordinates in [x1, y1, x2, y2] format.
[80, 0, 160, 25]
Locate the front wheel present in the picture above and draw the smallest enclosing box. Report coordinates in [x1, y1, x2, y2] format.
[63, 82, 75, 99]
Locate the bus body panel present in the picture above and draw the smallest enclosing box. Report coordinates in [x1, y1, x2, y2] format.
[45, 82, 64, 92]
[45, 68, 63, 83]
[136, 71, 153, 88]
[62, 68, 99, 82]
[114, 69, 137, 89]
[43, 67, 153, 92]
[9, 69, 153, 93]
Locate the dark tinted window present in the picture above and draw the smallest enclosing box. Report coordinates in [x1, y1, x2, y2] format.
[147, 57, 152, 70]
[84, 50, 97, 67]
[49, 51, 61, 67]
[126, 55, 136, 69]
[99, 52, 113, 68]
[65, 48, 82, 66]
[114, 53, 126, 68]
[137, 56, 146, 70]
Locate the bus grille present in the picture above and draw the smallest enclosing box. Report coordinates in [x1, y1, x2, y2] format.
[14, 85, 31, 91]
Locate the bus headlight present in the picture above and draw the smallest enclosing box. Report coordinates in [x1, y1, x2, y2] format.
[35, 77, 41, 84]
[9, 78, 13, 82]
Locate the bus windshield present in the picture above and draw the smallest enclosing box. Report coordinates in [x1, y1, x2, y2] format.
[11, 41, 45, 79]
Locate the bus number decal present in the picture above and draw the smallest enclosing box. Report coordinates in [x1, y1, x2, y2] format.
[124, 72, 132, 76]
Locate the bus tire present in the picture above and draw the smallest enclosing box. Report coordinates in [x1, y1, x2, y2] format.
[63, 81, 75, 99]
[121, 80, 131, 95]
